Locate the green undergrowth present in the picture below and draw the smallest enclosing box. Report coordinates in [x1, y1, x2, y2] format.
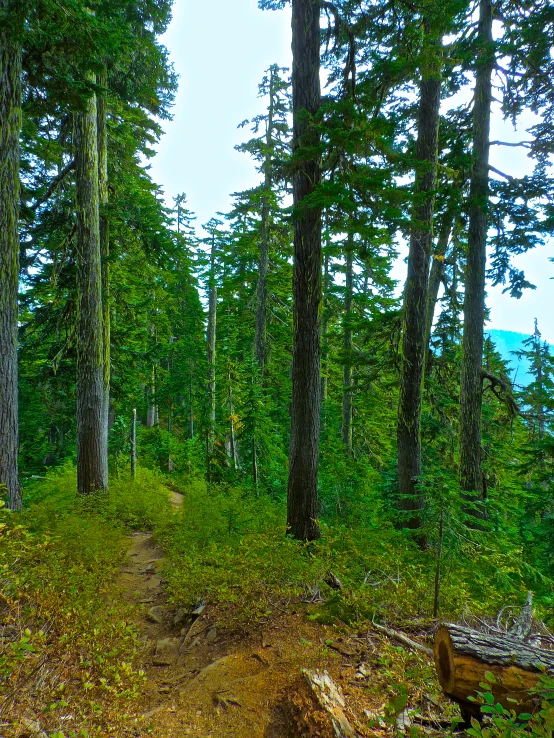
[0, 464, 173, 737]
[2, 464, 549, 734]
[156, 479, 538, 628]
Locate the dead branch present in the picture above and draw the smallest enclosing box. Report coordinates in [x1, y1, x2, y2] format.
[370, 621, 433, 657]
[30, 160, 76, 212]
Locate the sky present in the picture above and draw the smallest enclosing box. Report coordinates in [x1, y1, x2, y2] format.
[150, 0, 553, 344]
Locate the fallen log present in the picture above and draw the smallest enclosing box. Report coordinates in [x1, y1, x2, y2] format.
[434, 623, 554, 714]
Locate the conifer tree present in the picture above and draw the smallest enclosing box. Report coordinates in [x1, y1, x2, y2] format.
[204, 219, 222, 473]
[397, 24, 443, 530]
[516, 322, 554, 498]
[459, 0, 494, 511]
[287, 0, 323, 542]
[236, 65, 291, 372]
[342, 236, 354, 455]
[75, 79, 108, 495]
[98, 66, 111, 463]
[0, 0, 23, 510]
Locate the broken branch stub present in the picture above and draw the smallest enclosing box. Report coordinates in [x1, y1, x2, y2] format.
[286, 669, 361, 737]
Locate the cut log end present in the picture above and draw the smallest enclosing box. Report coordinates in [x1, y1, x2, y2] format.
[434, 624, 554, 714]
[434, 626, 457, 695]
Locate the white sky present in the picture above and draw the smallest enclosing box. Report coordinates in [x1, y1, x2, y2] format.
[150, 0, 553, 344]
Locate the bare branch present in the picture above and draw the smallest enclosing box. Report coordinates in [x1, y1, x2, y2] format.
[481, 369, 527, 418]
[370, 621, 433, 657]
[30, 160, 76, 212]
[490, 140, 533, 148]
[489, 165, 514, 182]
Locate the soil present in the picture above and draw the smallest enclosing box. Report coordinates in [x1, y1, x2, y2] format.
[116, 492, 441, 738]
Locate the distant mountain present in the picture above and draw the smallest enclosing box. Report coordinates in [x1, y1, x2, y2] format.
[486, 329, 532, 386]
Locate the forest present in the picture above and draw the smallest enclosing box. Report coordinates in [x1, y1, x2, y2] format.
[1, 0, 554, 736]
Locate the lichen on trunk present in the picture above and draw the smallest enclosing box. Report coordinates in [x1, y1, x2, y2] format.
[0, 3, 23, 511]
[75, 78, 108, 496]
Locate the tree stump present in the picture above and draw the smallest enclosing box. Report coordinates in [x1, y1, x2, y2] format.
[286, 669, 361, 737]
[434, 624, 554, 714]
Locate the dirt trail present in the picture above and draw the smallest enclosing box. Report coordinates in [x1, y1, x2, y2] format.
[116, 492, 385, 738]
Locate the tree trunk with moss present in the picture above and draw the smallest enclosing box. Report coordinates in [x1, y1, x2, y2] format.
[424, 210, 454, 367]
[287, 0, 322, 542]
[75, 83, 108, 495]
[97, 66, 110, 468]
[459, 0, 494, 510]
[0, 3, 22, 511]
[397, 36, 442, 531]
[342, 239, 354, 455]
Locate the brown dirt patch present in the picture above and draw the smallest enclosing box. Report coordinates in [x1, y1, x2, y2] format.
[115, 492, 445, 737]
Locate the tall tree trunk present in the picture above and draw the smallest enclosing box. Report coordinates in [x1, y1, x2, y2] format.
[97, 66, 110, 468]
[207, 236, 217, 456]
[167, 400, 174, 472]
[0, 5, 22, 511]
[75, 81, 108, 495]
[459, 0, 494, 508]
[189, 361, 195, 440]
[227, 368, 239, 470]
[320, 249, 330, 405]
[342, 239, 354, 455]
[424, 210, 454, 368]
[287, 0, 322, 542]
[146, 365, 158, 428]
[397, 36, 442, 530]
[254, 68, 275, 372]
[131, 408, 137, 480]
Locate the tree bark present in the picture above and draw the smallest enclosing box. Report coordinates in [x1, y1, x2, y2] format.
[287, 0, 322, 542]
[459, 0, 494, 509]
[189, 361, 195, 440]
[75, 81, 108, 495]
[97, 66, 110, 469]
[131, 408, 137, 480]
[225, 367, 239, 470]
[342, 240, 354, 455]
[254, 68, 276, 372]
[397, 37, 442, 530]
[424, 210, 454, 368]
[434, 624, 554, 713]
[320, 250, 330, 405]
[0, 3, 22, 511]
[146, 364, 158, 428]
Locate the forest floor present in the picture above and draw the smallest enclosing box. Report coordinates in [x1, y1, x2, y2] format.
[1, 472, 464, 738]
[116, 492, 452, 738]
